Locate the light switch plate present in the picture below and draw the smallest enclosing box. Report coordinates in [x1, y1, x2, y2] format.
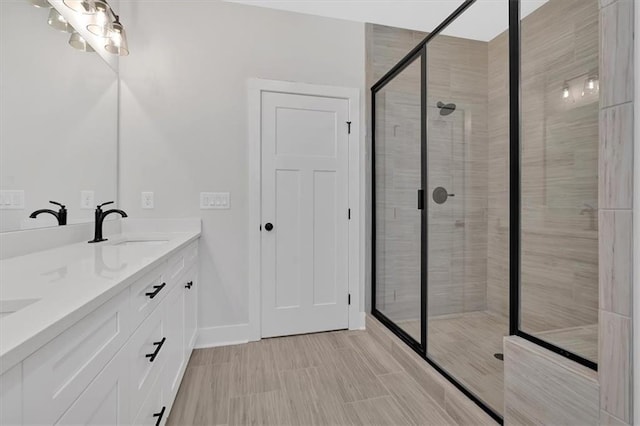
[200, 192, 230, 209]
[0, 190, 25, 210]
[80, 190, 95, 209]
[141, 192, 154, 209]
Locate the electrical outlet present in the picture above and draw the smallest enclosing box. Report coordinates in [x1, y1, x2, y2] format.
[141, 192, 154, 209]
[200, 192, 230, 209]
[0, 190, 25, 210]
[80, 190, 95, 209]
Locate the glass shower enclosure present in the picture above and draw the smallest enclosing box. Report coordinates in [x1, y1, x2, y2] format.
[371, 0, 601, 420]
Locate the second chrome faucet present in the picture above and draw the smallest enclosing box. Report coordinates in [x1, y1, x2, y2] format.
[88, 201, 128, 243]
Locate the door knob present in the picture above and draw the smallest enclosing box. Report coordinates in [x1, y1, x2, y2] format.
[264, 222, 274, 231]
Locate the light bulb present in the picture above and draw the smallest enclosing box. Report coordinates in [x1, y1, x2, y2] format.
[583, 73, 599, 97]
[48, 9, 72, 32]
[562, 82, 572, 103]
[86, 1, 113, 37]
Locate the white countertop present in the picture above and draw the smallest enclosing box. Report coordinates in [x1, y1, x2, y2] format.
[0, 229, 200, 375]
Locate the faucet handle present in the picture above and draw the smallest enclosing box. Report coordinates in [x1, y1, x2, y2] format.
[49, 200, 66, 209]
[97, 201, 114, 209]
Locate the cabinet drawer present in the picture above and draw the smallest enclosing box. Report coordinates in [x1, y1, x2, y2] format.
[131, 263, 168, 329]
[166, 241, 198, 288]
[23, 289, 131, 425]
[133, 369, 167, 426]
[128, 301, 167, 411]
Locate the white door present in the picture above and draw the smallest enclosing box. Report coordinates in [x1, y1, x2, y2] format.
[261, 91, 350, 338]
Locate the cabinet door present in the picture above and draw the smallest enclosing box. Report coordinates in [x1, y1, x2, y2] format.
[183, 265, 198, 352]
[55, 346, 130, 425]
[23, 290, 131, 425]
[0, 364, 22, 426]
[163, 283, 185, 408]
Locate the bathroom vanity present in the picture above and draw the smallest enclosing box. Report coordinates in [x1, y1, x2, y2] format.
[0, 221, 200, 425]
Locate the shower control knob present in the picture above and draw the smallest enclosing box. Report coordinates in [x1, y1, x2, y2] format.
[264, 222, 274, 231]
[433, 187, 454, 204]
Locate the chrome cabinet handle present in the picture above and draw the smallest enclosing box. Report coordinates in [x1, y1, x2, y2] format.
[145, 337, 166, 362]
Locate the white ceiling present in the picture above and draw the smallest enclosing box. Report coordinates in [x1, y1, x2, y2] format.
[225, 0, 548, 42]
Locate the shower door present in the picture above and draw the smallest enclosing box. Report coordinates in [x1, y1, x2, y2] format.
[373, 50, 425, 348]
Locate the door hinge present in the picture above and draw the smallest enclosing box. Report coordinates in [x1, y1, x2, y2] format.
[346, 121, 352, 134]
[417, 189, 424, 210]
[348, 294, 351, 305]
[348, 208, 351, 220]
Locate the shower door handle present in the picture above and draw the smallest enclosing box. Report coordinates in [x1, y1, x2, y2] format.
[417, 189, 424, 210]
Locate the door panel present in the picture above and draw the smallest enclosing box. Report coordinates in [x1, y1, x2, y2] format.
[373, 54, 423, 344]
[261, 91, 349, 338]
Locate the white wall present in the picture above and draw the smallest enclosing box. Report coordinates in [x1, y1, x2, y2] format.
[118, 1, 365, 341]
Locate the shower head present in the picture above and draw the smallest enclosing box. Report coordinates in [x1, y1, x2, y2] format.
[437, 101, 456, 116]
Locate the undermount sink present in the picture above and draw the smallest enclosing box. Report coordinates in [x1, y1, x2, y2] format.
[111, 240, 169, 247]
[0, 298, 40, 319]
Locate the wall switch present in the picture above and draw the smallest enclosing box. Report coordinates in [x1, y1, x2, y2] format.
[200, 192, 230, 209]
[141, 192, 154, 209]
[0, 190, 25, 210]
[80, 190, 95, 209]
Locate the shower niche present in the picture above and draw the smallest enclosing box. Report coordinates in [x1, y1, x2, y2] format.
[370, 0, 600, 421]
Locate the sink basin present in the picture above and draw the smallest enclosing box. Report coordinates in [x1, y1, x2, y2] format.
[0, 298, 40, 319]
[112, 240, 168, 247]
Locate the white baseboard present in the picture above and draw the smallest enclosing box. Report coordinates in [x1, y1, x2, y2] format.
[349, 311, 366, 330]
[195, 323, 251, 348]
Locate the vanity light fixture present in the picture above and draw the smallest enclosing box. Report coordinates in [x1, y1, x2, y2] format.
[104, 16, 128, 56]
[86, 1, 112, 37]
[582, 72, 599, 97]
[28, 0, 51, 8]
[68, 31, 95, 52]
[48, 8, 73, 33]
[62, 0, 97, 14]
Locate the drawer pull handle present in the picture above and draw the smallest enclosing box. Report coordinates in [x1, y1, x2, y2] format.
[145, 282, 166, 299]
[145, 337, 166, 362]
[153, 406, 166, 426]
[185, 281, 193, 289]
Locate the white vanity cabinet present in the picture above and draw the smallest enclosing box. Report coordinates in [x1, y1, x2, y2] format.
[6, 239, 199, 426]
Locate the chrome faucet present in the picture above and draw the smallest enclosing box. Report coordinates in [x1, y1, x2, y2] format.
[89, 201, 128, 243]
[29, 201, 67, 225]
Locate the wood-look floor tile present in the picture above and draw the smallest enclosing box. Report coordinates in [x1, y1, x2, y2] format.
[378, 372, 456, 425]
[229, 390, 292, 426]
[167, 363, 232, 426]
[346, 333, 403, 376]
[320, 348, 389, 403]
[267, 334, 324, 371]
[344, 396, 413, 426]
[189, 344, 242, 367]
[230, 342, 281, 396]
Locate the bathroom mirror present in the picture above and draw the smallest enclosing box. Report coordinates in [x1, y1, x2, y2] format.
[0, 1, 118, 232]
